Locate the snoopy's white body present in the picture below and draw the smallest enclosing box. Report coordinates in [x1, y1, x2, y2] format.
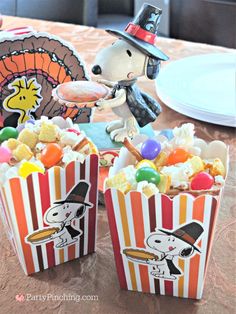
[93, 40, 148, 142]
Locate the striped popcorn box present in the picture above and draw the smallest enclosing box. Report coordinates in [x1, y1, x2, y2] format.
[0, 155, 99, 275]
[104, 138, 228, 299]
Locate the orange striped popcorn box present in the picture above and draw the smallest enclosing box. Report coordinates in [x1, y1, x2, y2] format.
[104, 137, 228, 299]
[0, 155, 99, 275]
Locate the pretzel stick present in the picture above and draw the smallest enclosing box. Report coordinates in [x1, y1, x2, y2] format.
[123, 138, 143, 162]
[73, 137, 89, 152]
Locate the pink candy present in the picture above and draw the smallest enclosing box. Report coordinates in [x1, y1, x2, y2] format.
[190, 172, 214, 190]
[0, 146, 12, 163]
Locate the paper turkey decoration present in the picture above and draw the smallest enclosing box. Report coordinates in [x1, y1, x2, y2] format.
[0, 32, 90, 128]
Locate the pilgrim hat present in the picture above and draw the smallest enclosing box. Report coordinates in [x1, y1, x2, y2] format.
[159, 222, 204, 252]
[106, 3, 168, 61]
[54, 181, 92, 207]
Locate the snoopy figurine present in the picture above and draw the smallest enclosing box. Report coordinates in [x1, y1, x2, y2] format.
[92, 4, 168, 142]
[125, 222, 204, 280]
[44, 181, 92, 249]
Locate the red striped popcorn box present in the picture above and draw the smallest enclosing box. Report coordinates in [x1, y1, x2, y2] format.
[104, 137, 228, 299]
[0, 155, 99, 275]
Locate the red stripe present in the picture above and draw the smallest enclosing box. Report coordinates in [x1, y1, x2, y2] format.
[105, 189, 127, 290]
[38, 172, 55, 269]
[125, 23, 156, 44]
[79, 161, 86, 257]
[148, 195, 160, 295]
[88, 155, 99, 253]
[161, 195, 173, 296]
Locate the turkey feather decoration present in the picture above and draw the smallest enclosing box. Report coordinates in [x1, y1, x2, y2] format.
[0, 32, 90, 127]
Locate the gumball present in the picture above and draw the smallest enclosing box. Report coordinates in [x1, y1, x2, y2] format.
[136, 167, 160, 185]
[190, 172, 214, 190]
[159, 129, 174, 140]
[141, 139, 161, 160]
[0, 146, 12, 163]
[136, 159, 156, 170]
[40, 143, 63, 168]
[18, 161, 44, 178]
[67, 128, 81, 136]
[0, 127, 19, 143]
[167, 148, 190, 165]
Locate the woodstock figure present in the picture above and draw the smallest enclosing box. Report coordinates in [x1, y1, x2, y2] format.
[3, 76, 42, 125]
[92, 4, 168, 142]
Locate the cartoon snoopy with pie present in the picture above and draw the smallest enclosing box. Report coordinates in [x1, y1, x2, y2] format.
[26, 181, 92, 249]
[123, 222, 204, 280]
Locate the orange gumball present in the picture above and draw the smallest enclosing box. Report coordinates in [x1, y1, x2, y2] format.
[167, 148, 190, 165]
[40, 143, 63, 168]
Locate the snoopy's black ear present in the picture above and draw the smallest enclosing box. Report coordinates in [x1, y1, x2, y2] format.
[146, 57, 161, 80]
[179, 246, 194, 258]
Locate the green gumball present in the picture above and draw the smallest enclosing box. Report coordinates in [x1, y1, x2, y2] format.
[135, 167, 160, 185]
[0, 127, 19, 143]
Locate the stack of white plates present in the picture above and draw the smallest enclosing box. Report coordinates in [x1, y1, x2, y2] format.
[155, 53, 236, 127]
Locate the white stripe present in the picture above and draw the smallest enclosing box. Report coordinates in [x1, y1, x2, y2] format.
[83, 159, 90, 256]
[74, 162, 80, 259]
[183, 196, 194, 298]
[196, 196, 212, 299]
[141, 195, 155, 294]
[48, 169, 60, 266]
[59, 169, 68, 262]
[32, 174, 48, 270]
[21, 179, 39, 273]
[111, 190, 133, 290]
[155, 194, 165, 295]
[126, 193, 143, 292]
[3, 181, 27, 274]
[172, 196, 180, 297]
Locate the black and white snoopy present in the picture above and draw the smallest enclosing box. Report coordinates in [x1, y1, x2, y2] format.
[92, 4, 168, 142]
[43, 181, 92, 249]
[124, 222, 204, 280]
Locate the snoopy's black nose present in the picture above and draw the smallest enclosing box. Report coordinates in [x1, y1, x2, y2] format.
[154, 240, 161, 243]
[92, 65, 102, 75]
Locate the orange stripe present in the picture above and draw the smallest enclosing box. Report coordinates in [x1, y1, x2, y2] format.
[66, 163, 76, 261]
[117, 190, 137, 290]
[10, 178, 35, 274]
[188, 196, 205, 299]
[178, 194, 187, 297]
[130, 192, 150, 293]
[54, 167, 64, 263]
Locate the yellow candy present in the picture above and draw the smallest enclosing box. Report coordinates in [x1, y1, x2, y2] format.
[18, 128, 38, 149]
[18, 161, 44, 178]
[106, 172, 132, 193]
[209, 158, 225, 177]
[157, 174, 171, 193]
[142, 183, 159, 197]
[38, 122, 58, 143]
[6, 138, 21, 150]
[13, 144, 33, 161]
[188, 156, 204, 176]
[154, 151, 167, 168]
[135, 159, 156, 170]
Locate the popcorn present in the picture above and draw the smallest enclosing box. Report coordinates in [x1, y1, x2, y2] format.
[13, 144, 33, 161]
[106, 166, 137, 193]
[38, 122, 59, 142]
[214, 175, 225, 187]
[60, 132, 82, 147]
[62, 146, 85, 164]
[18, 128, 38, 149]
[137, 181, 159, 197]
[209, 158, 225, 177]
[172, 123, 195, 149]
[6, 138, 21, 150]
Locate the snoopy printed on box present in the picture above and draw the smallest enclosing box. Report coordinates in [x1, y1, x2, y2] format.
[26, 181, 92, 249]
[123, 222, 204, 280]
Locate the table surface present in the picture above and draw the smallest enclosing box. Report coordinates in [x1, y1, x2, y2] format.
[0, 16, 235, 314]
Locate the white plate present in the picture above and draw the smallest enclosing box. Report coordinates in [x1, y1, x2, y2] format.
[155, 53, 236, 127]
